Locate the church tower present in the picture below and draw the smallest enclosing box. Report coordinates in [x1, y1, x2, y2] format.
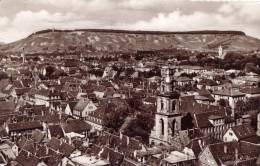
[150, 66, 182, 145]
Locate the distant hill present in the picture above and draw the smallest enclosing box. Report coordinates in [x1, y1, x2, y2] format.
[0, 29, 260, 54]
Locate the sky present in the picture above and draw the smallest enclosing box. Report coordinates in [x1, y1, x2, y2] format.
[0, 0, 260, 43]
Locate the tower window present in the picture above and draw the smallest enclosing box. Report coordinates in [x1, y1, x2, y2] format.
[160, 119, 164, 136]
[172, 100, 176, 111]
[171, 119, 176, 136]
[161, 99, 164, 111]
[162, 85, 165, 92]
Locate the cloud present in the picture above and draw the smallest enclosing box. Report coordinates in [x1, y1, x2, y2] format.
[0, 9, 103, 43]
[0, 16, 8, 28]
[115, 10, 237, 31]
[0, 0, 260, 43]
[115, 2, 260, 39]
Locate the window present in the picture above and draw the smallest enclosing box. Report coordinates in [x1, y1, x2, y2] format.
[229, 132, 233, 136]
[159, 119, 164, 136]
[161, 100, 164, 111]
[172, 100, 176, 111]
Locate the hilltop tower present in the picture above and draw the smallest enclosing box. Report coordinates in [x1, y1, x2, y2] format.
[150, 66, 182, 145]
[218, 45, 226, 59]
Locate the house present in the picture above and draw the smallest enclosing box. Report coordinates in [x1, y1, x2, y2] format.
[212, 89, 246, 116]
[197, 79, 218, 90]
[175, 76, 194, 86]
[179, 99, 241, 140]
[6, 121, 43, 141]
[64, 101, 77, 116]
[85, 106, 105, 131]
[47, 137, 75, 157]
[47, 124, 65, 139]
[179, 65, 206, 74]
[0, 141, 18, 162]
[143, 96, 156, 105]
[73, 98, 97, 118]
[240, 87, 260, 98]
[160, 147, 196, 166]
[198, 141, 260, 166]
[223, 124, 256, 142]
[63, 119, 91, 139]
[34, 89, 61, 107]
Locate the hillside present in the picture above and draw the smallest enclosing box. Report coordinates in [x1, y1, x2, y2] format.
[0, 29, 260, 54]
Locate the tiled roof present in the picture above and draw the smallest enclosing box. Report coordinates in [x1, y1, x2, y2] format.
[64, 119, 91, 133]
[193, 111, 227, 128]
[0, 101, 16, 115]
[179, 100, 229, 114]
[8, 121, 43, 132]
[31, 129, 45, 143]
[240, 87, 260, 95]
[15, 152, 39, 166]
[47, 138, 75, 156]
[48, 125, 65, 138]
[213, 89, 245, 97]
[175, 76, 193, 82]
[230, 124, 256, 140]
[208, 141, 260, 166]
[100, 146, 124, 166]
[242, 135, 260, 144]
[74, 98, 91, 112]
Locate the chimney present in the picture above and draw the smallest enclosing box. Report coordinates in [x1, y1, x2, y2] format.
[224, 145, 227, 154]
[58, 112, 62, 121]
[46, 146, 49, 155]
[235, 148, 239, 161]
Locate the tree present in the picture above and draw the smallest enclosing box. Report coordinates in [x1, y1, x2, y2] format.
[45, 66, 55, 77]
[229, 73, 236, 79]
[219, 99, 228, 107]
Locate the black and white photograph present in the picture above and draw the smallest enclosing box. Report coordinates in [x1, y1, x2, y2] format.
[0, 0, 260, 165]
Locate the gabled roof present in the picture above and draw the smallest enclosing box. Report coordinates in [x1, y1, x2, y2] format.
[193, 111, 227, 128]
[74, 98, 92, 112]
[31, 129, 45, 143]
[207, 141, 260, 166]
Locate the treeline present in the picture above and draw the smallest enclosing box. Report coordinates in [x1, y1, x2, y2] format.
[30, 29, 246, 36]
[177, 51, 260, 72]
